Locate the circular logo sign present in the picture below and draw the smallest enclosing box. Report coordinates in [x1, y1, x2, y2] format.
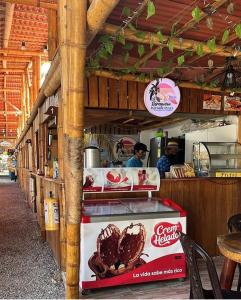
[144, 78, 180, 117]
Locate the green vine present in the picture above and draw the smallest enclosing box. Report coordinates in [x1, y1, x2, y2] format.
[86, 2, 241, 89]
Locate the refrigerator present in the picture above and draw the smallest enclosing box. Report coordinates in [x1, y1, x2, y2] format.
[148, 137, 185, 167]
[80, 196, 186, 290]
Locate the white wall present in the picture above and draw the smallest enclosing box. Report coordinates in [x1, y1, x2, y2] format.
[140, 116, 239, 165]
[185, 124, 238, 162]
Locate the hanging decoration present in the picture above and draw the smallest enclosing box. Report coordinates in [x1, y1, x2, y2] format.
[144, 78, 180, 117]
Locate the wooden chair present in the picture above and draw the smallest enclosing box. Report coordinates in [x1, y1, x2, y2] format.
[228, 214, 241, 291]
[179, 232, 241, 299]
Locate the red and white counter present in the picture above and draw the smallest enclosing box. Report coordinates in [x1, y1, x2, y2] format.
[80, 168, 186, 290]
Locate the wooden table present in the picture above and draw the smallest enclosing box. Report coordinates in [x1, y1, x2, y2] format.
[217, 233, 241, 290]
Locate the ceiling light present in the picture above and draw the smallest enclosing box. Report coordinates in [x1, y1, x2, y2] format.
[21, 41, 26, 50]
[43, 44, 48, 54]
[222, 65, 236, 90]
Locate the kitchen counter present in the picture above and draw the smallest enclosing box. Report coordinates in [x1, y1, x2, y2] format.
[160, 177, 241, 255]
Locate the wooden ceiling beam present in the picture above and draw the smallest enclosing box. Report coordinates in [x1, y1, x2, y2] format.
[0, 56, 30, 62]
[0, 111, 21, 115]
[92, 69, 241, 94]
[0, 121, 18, 124]
[102, 23, 239, 57]
[0, 48, 44, 56]
[0, 68, 24, 73]
[3, 0, 57, 10]
[0, 88, 20, 92]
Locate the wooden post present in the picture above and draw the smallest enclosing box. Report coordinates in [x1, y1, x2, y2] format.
[58, 0, 87, 298]
[32, 56, 41, 104]
[48, 9, 58, 61]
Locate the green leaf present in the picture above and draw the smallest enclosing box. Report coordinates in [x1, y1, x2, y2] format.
[146, 0, 155, 20]
[192, 6, 202, 22]
[127, 23, 136, 31]
[150, 34, 154, 49]
[156, 48, 162, 61]
[138, 73, 146, 81]
[135, 31, 146, 39]
[124, 42, 133, 51]
[157, 67, 165, 76]
[196, 43, 204, 56]
[116, 34, 125, 45]
[104, 40, 114, 55]
[123, 51, 129, 64]
[167, 39, 174, 53]
[97, 47, 109, 60]
[207, 38, 216, 52]
[138, 44, 145, 57]
[235, 24, 241, 39]
[157, 30, 164, 43]
[122, 7, 131, 17]
[98, 35, 111, 44]
[221, 29, 230, 44]
[177, 55, 185, 66]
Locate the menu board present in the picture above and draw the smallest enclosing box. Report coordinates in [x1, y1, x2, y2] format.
[83, 168, 160, 193]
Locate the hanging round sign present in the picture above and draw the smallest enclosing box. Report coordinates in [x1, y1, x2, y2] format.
[144, 78, 180, 117]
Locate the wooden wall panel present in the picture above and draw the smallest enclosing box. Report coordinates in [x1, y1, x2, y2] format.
[98, 77, 109, 108]
[109, 78, 119, 109]
[128, 81, 138, 109]
[137, 82, 146, 110]
[119, 80, 128, 109]
[84, 79, 89, 107]
[86, 76, 239, 117]
[160, 178, 241, 256]
[88, 76, 99, 107]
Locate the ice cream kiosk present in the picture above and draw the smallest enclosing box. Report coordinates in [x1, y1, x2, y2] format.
[80, 167, 187, 291]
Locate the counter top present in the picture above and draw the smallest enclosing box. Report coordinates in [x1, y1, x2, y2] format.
[161, 177, 241, 181]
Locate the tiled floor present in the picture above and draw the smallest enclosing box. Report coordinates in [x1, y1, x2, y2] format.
[0, 178, 239, 299]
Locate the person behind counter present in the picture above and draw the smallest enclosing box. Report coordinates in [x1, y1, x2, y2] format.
[126, 142, 149, 167]
[156, 141, 179, 178]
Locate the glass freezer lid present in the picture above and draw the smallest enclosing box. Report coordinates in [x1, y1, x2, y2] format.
[83, 200, 133, 216]
[120, 198, 176, 213]
[83, 197, 176, 217]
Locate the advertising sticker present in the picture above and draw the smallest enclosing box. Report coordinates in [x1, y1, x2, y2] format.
[224, 96, 241, 111]
[103, 168, 132, 192]
[132, 168, 160, 191]
[83, 168, 103, 192]
[80, 217, 186, 289]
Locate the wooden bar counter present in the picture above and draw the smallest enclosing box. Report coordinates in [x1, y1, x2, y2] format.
[160, 177, 241, 256]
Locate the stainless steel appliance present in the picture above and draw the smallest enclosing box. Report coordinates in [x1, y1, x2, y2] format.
[193, 142, 241, 177]
[148, 137, 185, 167]
[84, 146, 101, 168]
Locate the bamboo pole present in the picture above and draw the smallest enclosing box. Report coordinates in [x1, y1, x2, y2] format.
[87, 0, 120, 43]
[59, 0, 87, 298]
[92, 69, 241, 94]
[60, 184, 67, 271]
[48, 9, 58, 61]
[102, 23, 240, 57]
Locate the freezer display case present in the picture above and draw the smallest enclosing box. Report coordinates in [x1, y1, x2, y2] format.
[193, 142, 241, 177]
[80, 194, 186, 290]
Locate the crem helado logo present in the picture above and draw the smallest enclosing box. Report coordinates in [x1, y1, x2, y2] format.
[151, 222, 182, 247]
